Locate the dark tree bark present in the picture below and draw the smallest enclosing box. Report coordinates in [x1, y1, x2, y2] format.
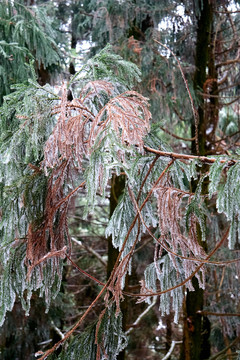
[107, 174, 127, 360]
[181, 1, 213, 359]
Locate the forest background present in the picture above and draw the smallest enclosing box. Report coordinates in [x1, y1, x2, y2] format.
[0, 0, 240, 359]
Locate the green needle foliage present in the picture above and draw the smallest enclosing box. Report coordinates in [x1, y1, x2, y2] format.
[48, 304, 127, 360]
[0, 0, 61, 103]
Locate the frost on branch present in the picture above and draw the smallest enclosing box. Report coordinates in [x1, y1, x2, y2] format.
[80, 80, 118, 115]
[42, 82, 151, 218]
[214, 161, 240, 249]
[137, 179, 207, 323]
[43, 86, 92, 172]
[0, 47, 152, 331]
[47, 304, 127, 360]
[88, 91, 151, 153]
[143, 254, 185, 323]
[43, 85, 151, 175]
[154, 183, 206, 290]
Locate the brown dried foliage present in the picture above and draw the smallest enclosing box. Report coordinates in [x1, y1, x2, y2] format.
[128, 36, 143, 55]
[26, 161, 71, 277]
[88, 91, 151, 152]
[154, 183, 206, 290]
[27, 81, 151, 276]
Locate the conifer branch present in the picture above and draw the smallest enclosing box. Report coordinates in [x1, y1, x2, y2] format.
[125, 227, 230, 298]
[38, 283, 108, 360]
[129, 186, 240, 266]
[107, 160, 174, 284]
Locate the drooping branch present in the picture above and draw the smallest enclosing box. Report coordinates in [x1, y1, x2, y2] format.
[129, 186, 240, 267]
[124, 227, 230, 298]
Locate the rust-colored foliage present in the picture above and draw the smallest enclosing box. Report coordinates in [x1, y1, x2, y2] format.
[154, 183, 206, 290]
[27, 81, 151, 276]
[26, 161, 71, 277]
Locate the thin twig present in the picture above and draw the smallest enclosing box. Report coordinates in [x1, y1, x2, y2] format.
[209, 337, 240, 360]
[38, 281, 108, 359]
[136, 154, 160, 203]
[213, 130, 240, 144]
[71, 237, 107, 267]
[154, 39, 199, 153]
[66, 253, 105, 287]
[160, 126, 196, 141]
[162, 340, 183, 360]
[55, 181, 86, 209]
[27, 247, 67, 280]
[107, 160, 175, 284]
[125, 296, 157, 335]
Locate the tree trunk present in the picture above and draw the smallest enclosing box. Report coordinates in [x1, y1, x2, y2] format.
[181, 1, 213, 359]
[107, 174, 127, 360]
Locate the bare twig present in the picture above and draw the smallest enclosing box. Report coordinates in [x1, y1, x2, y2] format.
[154, 39, 199, 153]
[162, 340, 183, 360]
[66, 253, 105, 287]
[107, 160, 175, 283]
[71, 236, 107, 267]
[38, 280, 108, 359]
[160, 126, 196, 141]
[136, 154, 160, 203]
[125, 297, 157, 335]
[55, 181, 86, 209]
[209, 337, 240, 360]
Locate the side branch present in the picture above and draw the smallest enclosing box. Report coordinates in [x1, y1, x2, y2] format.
[197, 311, 240, 317]
[144, 146, 238, 165]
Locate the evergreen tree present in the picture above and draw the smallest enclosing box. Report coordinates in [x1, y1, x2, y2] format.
[0, 1, 240, 359]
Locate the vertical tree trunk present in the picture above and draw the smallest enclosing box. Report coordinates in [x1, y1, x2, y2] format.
[181, 1, 213, 359]
[107, 174, 127, 360]
[191, 0, 212, 155]
[165, 314, 172, 358]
